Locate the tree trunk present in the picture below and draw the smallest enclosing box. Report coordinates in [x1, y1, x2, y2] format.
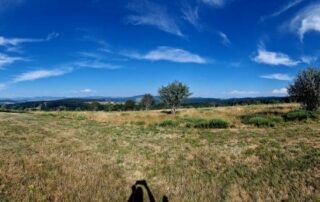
[171, 106, 176, 115]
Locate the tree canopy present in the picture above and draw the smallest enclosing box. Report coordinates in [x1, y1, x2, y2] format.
[288, 67, 320, 111]
[140, 94, 155, 110]
[158, 81, 192, 114]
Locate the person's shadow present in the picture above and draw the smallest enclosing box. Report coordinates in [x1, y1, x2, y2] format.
[127, 180, 168, 202]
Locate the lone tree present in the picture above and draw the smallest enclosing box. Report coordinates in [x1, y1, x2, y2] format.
[124, 100, 136, 111]
[140, 94, 155, 110]
[158, 81, 192, 114]
[288, 67, 320, 111]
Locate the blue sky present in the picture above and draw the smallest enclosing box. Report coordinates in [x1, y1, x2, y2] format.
[0, 0, 319, 98]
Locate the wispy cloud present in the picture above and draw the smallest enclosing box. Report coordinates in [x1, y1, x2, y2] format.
[46, 32, 60, 41]
[77, 51, 122, 69]
[227, 90, 260, 97]
[272, 88, 288, 95]
[201, 0, 226, 7]
[126, 0, 183, 37]
[80, 34, 109, 48]
[252, 48, 300, 66]
[80, 88, 95, 93]
[125, 46, 207, 64]
[75, 60, 120, 69]
[261, 0, 304, 21]
[289, 2, 320, 41]
[13, 68, 72, 83]
[0, 32, 59, 47]
[0, 53, 24, 69]
[260, 73, 293, 81]
[217, 31, 231, 47]
[301, 56, 317, 64]
[0, 36, 42, 47]
[181, 3, 201, 30]
[10, 55, 120, 83]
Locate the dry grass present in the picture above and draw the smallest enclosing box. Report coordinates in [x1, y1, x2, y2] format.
[0, 104, 319, 201]
[40, 103, 298, 126]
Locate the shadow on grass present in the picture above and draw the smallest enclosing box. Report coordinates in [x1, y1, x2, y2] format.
[128, 180, 168, 202]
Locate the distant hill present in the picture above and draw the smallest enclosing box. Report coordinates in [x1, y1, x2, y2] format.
[1, 96, 291, 111]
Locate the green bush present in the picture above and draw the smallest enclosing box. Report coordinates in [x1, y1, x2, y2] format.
[247, 117, 275, 127]
[242, 114, 284, 127]
[158, 120, 179, 127]
[208, 119, 229, 128]
[191, 118, 229, 129]
[284, 109, 318, 121]
[184, 118, 208, 128]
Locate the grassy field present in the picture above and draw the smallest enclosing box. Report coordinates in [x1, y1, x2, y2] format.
[0, 104, 319, 201]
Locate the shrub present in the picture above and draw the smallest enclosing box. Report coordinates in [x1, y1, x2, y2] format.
[192, 119, 229, 129]
[184, 118, 207, 128]
[158, 120, 179, 127]
[284, 109, 318, 121]
[242, 114, 284, 127]
[247, 117, 275, 127]
[208, 119, 229, 128]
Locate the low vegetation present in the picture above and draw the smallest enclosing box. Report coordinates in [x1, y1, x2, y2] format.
[0, 104, 319, 201]
[186, 118, 229, 129]
[284, 109, 318, 121]
[242, 115, 283, 127]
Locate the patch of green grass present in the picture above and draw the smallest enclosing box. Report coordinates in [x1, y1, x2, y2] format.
[131, 121, 145, 126]
[249, 117, 276, 127]
[158, 119, 179, 127]
[185, 118, 229, 129]
[242, 115, 283, 127]
[284, 109, 318, 121]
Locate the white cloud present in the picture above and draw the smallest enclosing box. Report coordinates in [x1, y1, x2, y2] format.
[217, 31, 231, 47]
[80, 89, 95, 93]
[289, 3, 320, 41]
[201, 0, 226, 7]
[125, 46, 207, 64]
[261, 0, 304, 21]
[0, 36, 41, 47]
[46, 32, 60, 41]
[301, 56, 317, 64]
[260, 73, 293, 81]
[76, 52, 121, 69]
[252, 48, 300, 66]
[0, 53, 24, 69]
[181, 4, 200, 30]
[272, 88, 288, 95]
[228, 90, 260, 95]
[126, 0, 183, 37]
[75, 60, 120, 69]
[0, 32, 59, 47]
[14, 69, 71, 83]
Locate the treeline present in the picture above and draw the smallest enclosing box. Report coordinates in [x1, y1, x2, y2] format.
[1, 97, 291, 112]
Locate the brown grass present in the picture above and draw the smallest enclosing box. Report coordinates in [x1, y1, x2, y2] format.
[1, 103, 319, 201]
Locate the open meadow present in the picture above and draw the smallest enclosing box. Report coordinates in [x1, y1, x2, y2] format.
[0, 104, 319, 201]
